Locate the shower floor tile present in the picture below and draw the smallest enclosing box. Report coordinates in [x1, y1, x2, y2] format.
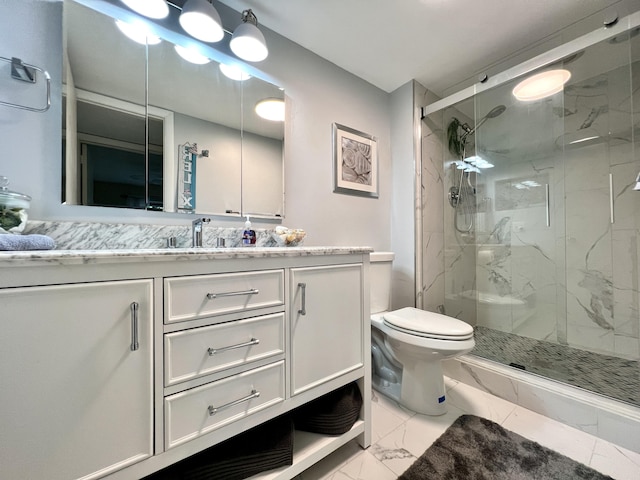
[473, 326, 640, 407]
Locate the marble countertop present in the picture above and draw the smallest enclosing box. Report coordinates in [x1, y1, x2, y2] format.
[0, 246, 374, 266]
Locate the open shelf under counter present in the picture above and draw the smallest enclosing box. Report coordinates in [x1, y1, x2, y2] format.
[250, 420, 366, 480]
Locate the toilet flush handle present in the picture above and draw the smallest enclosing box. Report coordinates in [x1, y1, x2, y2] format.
[298, 282, 306, 315]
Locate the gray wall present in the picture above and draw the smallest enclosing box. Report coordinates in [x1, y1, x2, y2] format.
[0, 0, 394, 251]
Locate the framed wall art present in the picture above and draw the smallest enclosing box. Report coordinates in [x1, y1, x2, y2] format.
[333, 123, 378, 198]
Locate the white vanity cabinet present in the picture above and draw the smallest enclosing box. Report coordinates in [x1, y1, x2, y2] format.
[0, 248, 370, 480]
[290, 264, 364, 395]
[0, 280, 154, 480]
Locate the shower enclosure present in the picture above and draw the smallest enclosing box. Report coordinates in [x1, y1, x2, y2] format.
[421, 12, 640, 407]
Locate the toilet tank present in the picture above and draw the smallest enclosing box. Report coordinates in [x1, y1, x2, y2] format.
[370, 252, 395, 314]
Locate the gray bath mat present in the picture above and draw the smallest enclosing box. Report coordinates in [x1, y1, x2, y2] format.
[399, 414, 613, 480]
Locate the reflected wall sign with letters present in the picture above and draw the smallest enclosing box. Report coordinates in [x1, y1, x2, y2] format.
[177, 143, 196, 212]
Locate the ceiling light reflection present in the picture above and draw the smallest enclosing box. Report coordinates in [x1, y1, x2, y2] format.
[115, 19, 161, 45]
[255, 98, 285, 121]
[513, 69, 571, 102]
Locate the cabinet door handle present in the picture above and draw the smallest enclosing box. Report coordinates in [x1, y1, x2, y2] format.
[206, 288, 259, 300]
[208, 389, 260, 416]
[208, 338, 260, 355]
[130, 302, 139, 351]
[298, 282, 306, 315]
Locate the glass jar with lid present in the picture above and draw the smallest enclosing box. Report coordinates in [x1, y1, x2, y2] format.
[0, 176, 31, 234]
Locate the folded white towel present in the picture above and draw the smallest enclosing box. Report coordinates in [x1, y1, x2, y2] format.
[0, 234, 55, 251]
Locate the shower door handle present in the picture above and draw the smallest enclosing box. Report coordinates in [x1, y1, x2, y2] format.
[545, 184, 550, 227]
[609, 173, 614, 224]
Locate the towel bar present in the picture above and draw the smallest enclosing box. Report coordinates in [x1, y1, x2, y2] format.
[0, 56, 51, 112]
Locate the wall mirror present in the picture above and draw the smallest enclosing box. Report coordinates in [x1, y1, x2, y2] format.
[62, 0, 284, 218]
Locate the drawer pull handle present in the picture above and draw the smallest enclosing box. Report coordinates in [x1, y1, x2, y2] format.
[208, 389, 260, 416]
[130, 302, 139, 351]
[208, 338, 260, 355]
[298, 282, 306, 315]
[206, 288, 259, 300]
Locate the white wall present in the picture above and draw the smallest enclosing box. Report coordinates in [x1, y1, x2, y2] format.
[0, 0, 393, 251]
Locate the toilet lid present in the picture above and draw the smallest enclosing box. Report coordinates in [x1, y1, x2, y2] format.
[383, 307, 474, 340]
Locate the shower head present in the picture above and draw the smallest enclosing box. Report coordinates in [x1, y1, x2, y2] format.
[461, 104, 506, 140]
[486, 104, 507, 118]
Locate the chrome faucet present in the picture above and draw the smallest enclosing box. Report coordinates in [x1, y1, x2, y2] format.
[192, 217, 211, 247]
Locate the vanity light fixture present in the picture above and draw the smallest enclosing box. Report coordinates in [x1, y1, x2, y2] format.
[255, 98, 284, 121]
[174, 45, 211, 64]
[219, 63, 251, 81]
[120, 0, 169, 19]
[179, 0, 224, 43]
[230, 9, 268, 62]
[512, 69, 571, 101]
[115, 19, 161, 45]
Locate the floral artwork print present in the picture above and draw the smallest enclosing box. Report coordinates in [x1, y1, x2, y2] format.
[333, 123, 378, 197]
[341, 138, 372, 185]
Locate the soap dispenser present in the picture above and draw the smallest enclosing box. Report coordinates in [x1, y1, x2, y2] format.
[242, 216, 256, 246]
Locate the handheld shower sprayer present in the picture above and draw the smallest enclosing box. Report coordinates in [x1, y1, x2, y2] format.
[460, 105, 507, 142]
[447, 104, 506, 233]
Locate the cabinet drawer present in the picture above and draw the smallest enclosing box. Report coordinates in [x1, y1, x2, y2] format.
[165, 270, 284, 323]
[164, 313, 285, 386]
[165, 361, 285, 449]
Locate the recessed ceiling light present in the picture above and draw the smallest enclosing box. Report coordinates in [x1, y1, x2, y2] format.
[255, 98, 284, 121]
[512, 69, 571, 101]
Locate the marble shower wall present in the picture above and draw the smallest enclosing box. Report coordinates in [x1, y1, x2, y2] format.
[420, 108, 446, 314]
[421, 101, 478, 323]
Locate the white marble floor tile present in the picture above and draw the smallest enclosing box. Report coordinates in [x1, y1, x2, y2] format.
[501, 406, 597, 466]
[370, 404, 467, 476]
[589, 439, 640, 480]
[371, 397, 409, 443]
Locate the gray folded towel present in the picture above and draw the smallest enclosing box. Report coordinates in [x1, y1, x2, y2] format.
[0, 234, 56, 251]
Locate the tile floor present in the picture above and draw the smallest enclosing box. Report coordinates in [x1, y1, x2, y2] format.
[293, 377, 640, 480]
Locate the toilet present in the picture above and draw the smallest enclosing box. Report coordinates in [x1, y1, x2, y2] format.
[370, 252, 475, 415]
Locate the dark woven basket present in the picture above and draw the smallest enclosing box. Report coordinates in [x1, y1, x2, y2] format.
[293, 382, 363, 435]
[144, 414, 293, 480]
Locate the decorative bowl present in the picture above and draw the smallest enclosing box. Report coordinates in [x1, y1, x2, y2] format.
[272, 228, 306, 247]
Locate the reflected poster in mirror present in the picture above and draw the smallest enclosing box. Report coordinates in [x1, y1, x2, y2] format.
[61, 0, 285, 218]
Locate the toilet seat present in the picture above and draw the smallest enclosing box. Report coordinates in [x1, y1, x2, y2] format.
[383, 307, 473, 341]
